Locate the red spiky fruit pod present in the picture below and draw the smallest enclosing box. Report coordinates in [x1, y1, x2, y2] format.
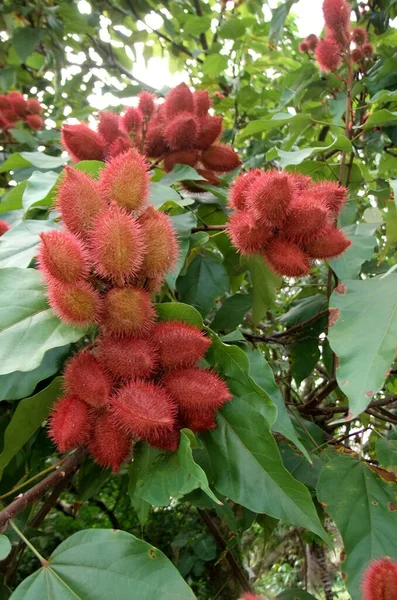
[201, 144, 241, 172]
[145, 122, 168, 158]
[299, 41, 309, 53]
[145, 427, 181, 452]
[7, 92, 27, 117]
[101, 287, 156, 337]
[26, 98, 43, 114]
[63, 350, 112, 407]
[38, 230, 89, 284]
[352, 47, 364, 63]
[311, 180, 347, 215]
[228, 211, 273, 255]
[193, 90, 211, 116]
[26, 114, 44, 130]
[283, 195, 330, 241]
[152, 321, 211, 370]
[61, 123, 107, 163]
[306, 34, 319, 51]
[0, 95, 10, 110]
[163, 149, 199, 172]
[246, 171, 292, 227]
[322, 0, 350, 41]
[195, 116, 223, 150]
[97, 111, 121, 145]
[57, 167, 106, 237]
[48, 395, 92, 452]
[164, 367, 231, 411]
[163, 112, 198, 151]
[138, 206, 178, 279]
[264, 238, 311, 277]
[180, 406, 217, 433]
[287, 173, 312, 193]
[362, 43, 374, 58]
[351, 26, 368, 46]
[108, 135, 131, 158]
[0, 116, 10, 131]
[138, 91, 156, 117]
[305, 226, 351, 258]
[89, 205, 145, 284]
[362, 557, 397, 600]
[164, 83, 194, 118]
[110, 380, 176, 440]
[121, 107, 143, 134]
[228, 169, 263, 210]
[88, 411, 131, 471]
[96, 335, 158, 380]
[195, 169, 221, 186]
[1, 109, 19, 124]
[315, 37, 342, 72]
[99, 149, 149, 213]
[47, 280, 101, 326]
[0, 220, 10, 236]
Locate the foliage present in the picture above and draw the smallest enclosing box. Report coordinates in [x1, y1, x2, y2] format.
[0, 0, 397, 599]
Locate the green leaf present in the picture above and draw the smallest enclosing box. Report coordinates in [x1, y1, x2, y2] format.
[0, 181, 27, 214]
[75, 461, 111, 502]
[277, 590, 318, 600]
[166, 212, 197, 290]
[177, 254, 229, 317]
[375, 438, 397, 474]
[202, 400, 328, 542]
[136, 432, 221, 506]
[0, 220, 58, 268]
[12, 529, 195, 600]
[280, 443, 324, 489]
[155, 302, 204, 328]
[276, 136, 352, 167]
[269, 0, 299, 45]
[368, 90, 397, 104]
[74, 161, 105, 179]
[202, 55, 228, 78]
[0, 269, 85, 375]
[0, 536, 11, 561]
[210, 292, 253, 331]
[317, 455, 397, 600]
[329, 223, 378, 280]
[363, 109, 397, 128]
[22, 171, 59, 213]
[149, 183, 181, 208]
[0, 152, 65, 173]
[219, 17, 247, 39]
[0, 67, 16, 92]
[128, 444, 159, 526]
[328, 275, 397, 417]
[9, 129, 37, 147]
[238, 114, 310, 141]
[193, 536, 217, 561]
[12, 28, 45, 62]
[0, 346, 70, 402]
[0, 378, 62, 478]
[184, 15, 211, 36]
[244, 256, 280, 325]
[161, 165, 205, 186]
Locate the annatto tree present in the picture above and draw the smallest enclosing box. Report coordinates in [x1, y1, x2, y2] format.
[0, 0, 397, 599]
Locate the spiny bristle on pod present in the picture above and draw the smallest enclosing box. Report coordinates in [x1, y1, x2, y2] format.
[48, 395, 93, 453]
[163, 150, 199, 172]
[7, 92, 27, 116]
[228, 169, 264, 211]
[26, 114, 44, 130]
[304, 226, 351, 259]
[201, 143, 241, 172]
[246, 171, 292, 227]
[89, 204, 145, 284]
[283, 195, 330, 240]
[57, 167, 107, 237]
[193, 90, 211, 116]
[315, 37, 342, 72]
[163, 367, 232, 412]
[47, 280, 102, 326]
[88, 411, 132, 472]
[227, 211, 274, 255]
[121, 107, 143, 134]
[26, 98, 43, 114]
[61, 123, 107, 162]
[138, 206, 178, 279]
[179, 406, 217, 433]
[63, 350, 112, 407]
[195, 116, 223, 150]
[152, 321, 211, 370]
[138, 91, 156, 117]
[108, 135, 131, 158]
[38, 230, 90, 284]
[99, 149, 149, 213]
[163, 83, 194, 118]
[264, 238, 311, 277]
[310, 180, 347, 215]
[96, 335, 158, 380]
[144, 426, 181, 452]
[145, 123, 168, 158]
[101, 287, 156, 337]
[163, 113, 198, 151]
[361, 557, 397, 600]
[97, 111, 122, 145]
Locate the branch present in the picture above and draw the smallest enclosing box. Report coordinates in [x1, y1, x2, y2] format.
[91, 499, 120, 529]
[0, 449, 84, 530]
[192, 225, 227, 232]
[192, 0, 209, 50]
[197, 508, 252, 593]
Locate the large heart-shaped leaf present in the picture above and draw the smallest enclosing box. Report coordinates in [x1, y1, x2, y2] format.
[0, 220, 58, 268]
[329, 223, 378, 280]
[12, 529, 195, 600]
[328, 275, 397, 417]
[317, 455, 397, 600]
[0, 269, 85, 375]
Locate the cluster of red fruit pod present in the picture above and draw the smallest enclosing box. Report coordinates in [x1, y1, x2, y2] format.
[0, 220, 10, 237]
[61, 83, 240, 187]
[300, 0, 373, 71]
[38, 148, 231, 471]
[0, 92, 44, 132]
[227, 169, 351, 277]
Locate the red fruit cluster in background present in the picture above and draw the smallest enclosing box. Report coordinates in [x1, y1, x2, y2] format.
[60, 84, 240, 187]
[39, 148, 231, 471]
[300, 0, 373, 71]
[0, 92, 44, 132]
[0, 220, 10, 237]
[361, 556, 397, 600]
[227, 169, 351, 277]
